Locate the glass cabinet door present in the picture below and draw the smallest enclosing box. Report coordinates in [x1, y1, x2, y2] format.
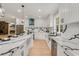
[56, 16, 64, 33]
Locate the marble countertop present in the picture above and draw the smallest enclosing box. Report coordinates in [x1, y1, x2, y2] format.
[0, 33, 32, 45]
[0, 33, 33, 55]
[50, 36, 79, 56]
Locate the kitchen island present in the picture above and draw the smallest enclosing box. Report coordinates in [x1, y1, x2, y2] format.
[49, 36, 79, 56]
[0, 33, 33, 56]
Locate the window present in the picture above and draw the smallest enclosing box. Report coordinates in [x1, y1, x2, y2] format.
[29, 18, 34, 26]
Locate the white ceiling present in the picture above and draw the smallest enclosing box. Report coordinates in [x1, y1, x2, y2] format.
[2, 3, 58, 19]
[2, 3, 79, 21]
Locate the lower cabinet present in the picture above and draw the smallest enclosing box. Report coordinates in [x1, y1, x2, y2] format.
[0, 34, 33, 56]
[51, 39, 57, 56]
[57, 45, 66, 56]
[34, 32, 48, 40]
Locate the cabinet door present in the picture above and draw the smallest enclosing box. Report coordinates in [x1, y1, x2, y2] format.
[34, 32, 48, 40]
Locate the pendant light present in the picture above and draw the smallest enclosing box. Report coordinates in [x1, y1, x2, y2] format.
[21, 4, 24, 19]
[21, 4, 25, 23]
[0, 3, 5, 17]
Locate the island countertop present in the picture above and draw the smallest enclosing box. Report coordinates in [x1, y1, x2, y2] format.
[0, 33, 33, 55]
[49, 36, 79, 56]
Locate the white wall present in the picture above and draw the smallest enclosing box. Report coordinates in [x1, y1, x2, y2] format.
[24, 18, 29, 27]
[49, 15, 54, 27]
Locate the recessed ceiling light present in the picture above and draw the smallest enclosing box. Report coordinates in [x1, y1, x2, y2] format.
[17, 9, 21, 13]
[38, 9, 41, 12]
[39, 16, 41, 18]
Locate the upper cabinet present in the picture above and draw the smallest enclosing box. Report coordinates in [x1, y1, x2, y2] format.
[58, 4, 79, 24]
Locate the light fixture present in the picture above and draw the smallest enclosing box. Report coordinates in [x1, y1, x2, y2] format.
[21, 4, 25, 23]
[38, 16, 41, 18]
[17, 9, 21, 13]
[0, 3, 5, 17]
[38, 9, 41, 12]
[21, 4, 24, 20]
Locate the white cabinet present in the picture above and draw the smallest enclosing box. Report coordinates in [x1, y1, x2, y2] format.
[58, 4, 79, 24]
[34, 28, 48, 40]
[34, 32, 48, 40]
[57, 45, 65, 56]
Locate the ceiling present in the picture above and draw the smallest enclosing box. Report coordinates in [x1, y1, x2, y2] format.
[2, 3, 58, 19]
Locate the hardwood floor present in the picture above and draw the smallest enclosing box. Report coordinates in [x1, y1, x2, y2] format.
[29, 40, 51, 56]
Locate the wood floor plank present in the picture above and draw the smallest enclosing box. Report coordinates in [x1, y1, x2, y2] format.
[29, 39, 51, 56]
